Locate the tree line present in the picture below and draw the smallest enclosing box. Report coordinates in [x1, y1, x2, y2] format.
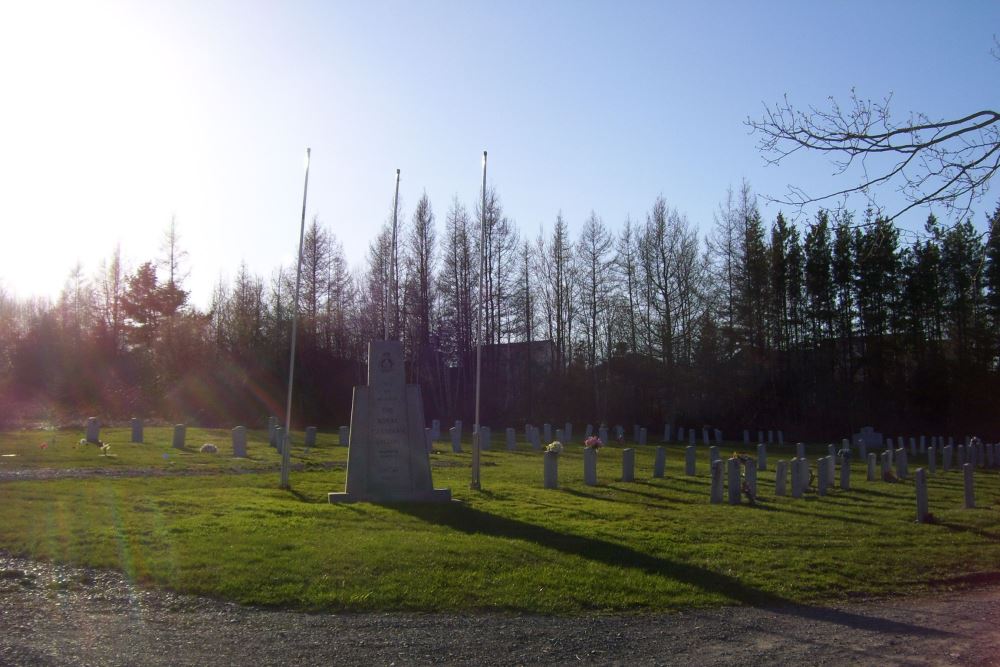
[2, 185, 998, 439]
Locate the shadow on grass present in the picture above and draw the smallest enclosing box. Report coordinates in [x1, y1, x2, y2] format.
[391, 502, 951, 635]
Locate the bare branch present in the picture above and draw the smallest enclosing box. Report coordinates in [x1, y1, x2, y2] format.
[748, 82, 1000, 225]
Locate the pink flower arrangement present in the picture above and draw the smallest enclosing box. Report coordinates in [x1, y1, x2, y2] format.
[584, 436, 603, 450]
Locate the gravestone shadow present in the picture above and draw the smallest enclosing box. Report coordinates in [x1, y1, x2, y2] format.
[392, 502, 951, 636]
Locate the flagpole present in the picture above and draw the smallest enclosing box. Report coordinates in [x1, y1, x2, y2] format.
[471, 150, 486, 490]
[281, 147, 311, 489]
[387, 168, 400, 341]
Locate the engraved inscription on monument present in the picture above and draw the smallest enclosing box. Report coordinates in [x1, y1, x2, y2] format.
[329, 340, 451, 503]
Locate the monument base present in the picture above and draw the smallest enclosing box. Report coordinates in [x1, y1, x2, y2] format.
[328, 488, 452, 504]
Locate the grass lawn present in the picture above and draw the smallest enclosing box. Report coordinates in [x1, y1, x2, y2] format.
[0, 427, 998, 614]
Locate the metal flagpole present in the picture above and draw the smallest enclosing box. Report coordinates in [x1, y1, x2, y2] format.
[471, 150, 486, 490]
[387, 169, 400, 341]
[281, 147, 311, 490]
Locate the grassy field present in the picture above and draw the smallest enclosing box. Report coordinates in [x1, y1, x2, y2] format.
[0, 427, 998, 614]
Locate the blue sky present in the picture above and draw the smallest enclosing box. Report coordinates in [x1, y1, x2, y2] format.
[1, 0, 997, 305]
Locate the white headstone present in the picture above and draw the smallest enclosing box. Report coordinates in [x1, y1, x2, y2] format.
[963, 463, 975, 509]
[130, 418, 143, 443]
[450, 426, 462, 453]
[685, 446, 696, 476]
[583, 447, 598, 486]
[915, 468, 929, 522]
[757, 443, 767, 471]
[796, 442, 805, 459]
[232, 426, 247, 457]
[622, 448, 635, 482]
[329, 341, 451, 503]
[710, 460, 723, 503]
[775, 460, 788, 496]
[172, 424, 186, 449]
[896, 448, 908, 479]
[653, 447, 666, 478]
[727, 458, 741, 504]
[85, 417, 100, 444]
[543, 451, 558, 489]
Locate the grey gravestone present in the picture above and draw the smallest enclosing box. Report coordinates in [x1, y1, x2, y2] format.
[130, 418, 143, 443]
[478, 426, 491, 451]
[839, 455, 850, 490]
[232, 426, 247, 457]
[745, 459, 757, 499]
[431, 419, 441, 440]
[727, 458, 741, 504]
[450, 426, 462, 453]
[928, 445, 937, 474]
[757, 443, 767, 471]
[622, 448, 635, 482]
[543, 423, 551, 442]
[896, 448, 908, 479]
[339, 426, 349, 446]
[543, 451, 558, 489]
[505, 428, 516, 451]
[653, 447, 666, 478]
[639, 428, 647, 446]
[963, 463, 975, 508]
[274, 427, 284, 454]
[916, 468, 929, 522]
[919, 435, 926, 453]
[775, 460, 788, 496]
[796, 442, 805, 459]
[583, 447, 597, 486]
[305, 426, 317, 448]
[329, 341, 450, 503]
[880, 451, 890, 480]
[790, 458, 802, 498]
[172, 424, 186, 449]
[853, 426, 883, 449]
[817, 457, 828, 496]
[709, 446, 720, 463]
[710, 460, 723, 504]
[867, 453, 877, 481]
[85, 417, 100, 444]
[685, 446, 696, 476]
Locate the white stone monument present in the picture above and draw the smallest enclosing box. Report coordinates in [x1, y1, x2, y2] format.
[329, 341, 450, 503]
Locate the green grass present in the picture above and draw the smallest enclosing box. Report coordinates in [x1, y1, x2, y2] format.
[0, 428, 998, 614]
[0, 426, 345, 472]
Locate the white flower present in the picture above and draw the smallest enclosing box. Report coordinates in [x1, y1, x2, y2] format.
[545, 441, 563, 454]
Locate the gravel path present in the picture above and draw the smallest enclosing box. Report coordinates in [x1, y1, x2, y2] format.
[2, 553, 998, 666]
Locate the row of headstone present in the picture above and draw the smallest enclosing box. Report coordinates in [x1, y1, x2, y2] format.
[740, 430, 784, 446]
[545, 445, 672, 489]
